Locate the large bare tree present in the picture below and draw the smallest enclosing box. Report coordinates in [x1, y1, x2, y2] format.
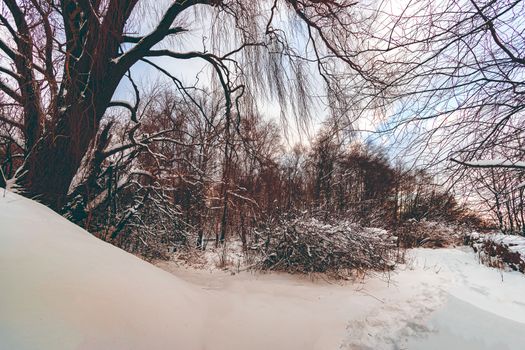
[0, 0, 376, 209]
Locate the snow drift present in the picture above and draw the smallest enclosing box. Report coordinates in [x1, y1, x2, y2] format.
[0, 191, 207, 349]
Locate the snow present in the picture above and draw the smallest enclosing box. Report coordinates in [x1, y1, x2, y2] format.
[0, 191, 207, 349]
[405, 247, 525, 350]
[483, 233, 525, 258]
[408, 296, 525, 350]
[457, 159, 525, 168]
[161, 248, 525, 350]
[469, 232, 525, 268]
[2, 190, 525, 349]
[411, 248, 525, 324]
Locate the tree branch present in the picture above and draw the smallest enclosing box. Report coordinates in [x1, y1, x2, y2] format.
[107, 101, 138, 122]
[0, 80, 23, 103]
[451, 158, 525, 170]
[121, 26, 187, 43]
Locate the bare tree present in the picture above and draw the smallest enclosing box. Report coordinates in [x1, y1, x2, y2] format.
[0, 0, 378, 209]
[346, 0, 524, 170]
[330, 0, 524, 230]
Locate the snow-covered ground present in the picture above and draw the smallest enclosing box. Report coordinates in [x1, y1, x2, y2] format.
[1, 190, 525, 350]
[159, 247, 525, 350]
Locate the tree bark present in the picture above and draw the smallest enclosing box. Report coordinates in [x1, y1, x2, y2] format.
[20, 75, 118, 209]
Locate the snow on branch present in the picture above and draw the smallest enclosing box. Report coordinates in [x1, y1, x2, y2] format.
[451, 158, 525, 169]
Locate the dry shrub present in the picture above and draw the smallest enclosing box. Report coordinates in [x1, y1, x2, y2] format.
[467, 233, 525, 273]
[395, 220, 465, 248]
[251, 218, 398, 278]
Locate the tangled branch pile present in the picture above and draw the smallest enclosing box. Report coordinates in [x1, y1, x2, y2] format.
[252, 219, 398, 277]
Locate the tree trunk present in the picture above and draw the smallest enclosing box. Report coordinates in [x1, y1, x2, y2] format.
[20, 88, 113, 210]
[21, 122, 95, 209]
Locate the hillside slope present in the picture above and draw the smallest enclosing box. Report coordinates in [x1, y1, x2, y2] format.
[0, 191, 207, 349]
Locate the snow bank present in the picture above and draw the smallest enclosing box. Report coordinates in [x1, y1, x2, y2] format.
[467, 232, 525, 273]
[482, 233, 525, 258]
[407, 295, 525, 350]
[0, 191, 207, 349]
[161, 247, 525, 350]
[407, 247, 525, 325]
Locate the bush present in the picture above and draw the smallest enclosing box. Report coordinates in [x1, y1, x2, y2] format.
[395, 220, 465, 248]
[251, 218, 398, 278]
[467, 233, 525, 273]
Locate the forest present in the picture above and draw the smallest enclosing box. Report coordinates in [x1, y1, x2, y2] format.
[0, 1, 524, 349]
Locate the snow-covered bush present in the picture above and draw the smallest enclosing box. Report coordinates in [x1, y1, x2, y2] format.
[251, 218, 398, 277]
[467, 232, 525, 273]
[395, 220, 465, 248]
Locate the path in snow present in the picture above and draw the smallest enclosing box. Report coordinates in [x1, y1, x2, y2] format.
[160, 247, 525, 350]
[408, 296, 525, 350]
[404, 248, 525, 350]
